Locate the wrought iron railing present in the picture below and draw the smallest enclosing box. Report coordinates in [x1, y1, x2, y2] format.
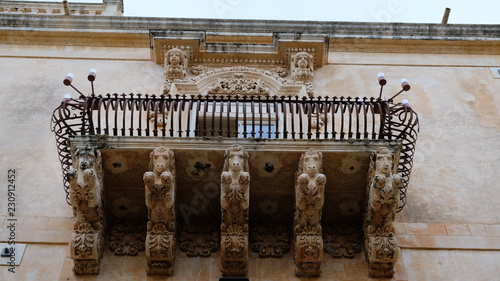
[51, 94, 418, 211]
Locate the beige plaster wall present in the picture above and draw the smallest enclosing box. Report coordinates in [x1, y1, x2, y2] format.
[0, 45, 163, 218]
[1, 43, 500, 280]
[316, 52, 500, 224]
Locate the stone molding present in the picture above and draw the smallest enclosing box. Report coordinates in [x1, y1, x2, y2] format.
[0, 0, 122, 16]
[2, 14, 500, 53]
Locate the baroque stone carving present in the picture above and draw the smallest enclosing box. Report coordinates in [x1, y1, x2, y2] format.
[291, 52, 314, 82]
[364, 147, 403, 278]
[207, 73, 270, 96]
[144, 146, 176, 275]
[294, 150, 326, 234]
[164, 48, 188, 80]
[67, 147, 105, 275]
[179, 224, 219, 257]
[323, 225, 362, 259]
[220, 144, 250, 276]
[293, 150, 325, 277]
[108, 222, 146, 256]
[191, 65, 207, 75]
[250, 224, 290, 258]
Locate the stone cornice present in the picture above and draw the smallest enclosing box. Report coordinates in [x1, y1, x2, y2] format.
[1, 14, 500, 53]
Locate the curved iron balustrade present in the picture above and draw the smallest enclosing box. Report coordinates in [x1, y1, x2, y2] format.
[51, 94, 418, 211]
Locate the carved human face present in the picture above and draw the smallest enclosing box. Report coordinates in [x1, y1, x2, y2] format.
[152, 149, 171, 174]
[376, 152, 393, 175]
[303, 152, 321, 176]
[169, 51, 181, 66]
[297, 54, 309, 68]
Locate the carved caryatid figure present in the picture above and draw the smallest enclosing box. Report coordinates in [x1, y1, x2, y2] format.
[143, 146, 176, 275]
[293, 150, 325, 277]
[294, 150, 326, 233]
[164, 48, 188, 80]
[66, 147, 104, 275]
[220, 144, 250, 276]
[291, 51, 314, 82]
[364, 147, 403, 278]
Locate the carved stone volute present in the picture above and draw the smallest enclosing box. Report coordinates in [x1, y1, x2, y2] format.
[364, 147, 402, 278]
[67, 147, 105, 275]
[220, 144, 250, 276]
[293, 150, 325, 277]
[144, 146, 176, 275]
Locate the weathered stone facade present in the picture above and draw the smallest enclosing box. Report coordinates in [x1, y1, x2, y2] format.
[2, 1, 500, 280]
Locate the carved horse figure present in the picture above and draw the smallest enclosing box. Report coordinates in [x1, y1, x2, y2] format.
[294, 150, 326, 233]
[143, 146, 176, 232]
[221, 144, 250, 232]
[67, 147, 103, 231]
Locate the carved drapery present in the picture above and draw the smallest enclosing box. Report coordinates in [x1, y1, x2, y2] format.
[364, 147, 402, 278]
[67, 147, 105, 275]
[220, 144, 250, 276]
[144, 146, 176, 275]
[293, 150, 325, 277]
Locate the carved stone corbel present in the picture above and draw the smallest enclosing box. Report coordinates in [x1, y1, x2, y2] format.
[293, 150, 325, 277]
[220, 144, 250, 276]
[143, 146, 176, 275]
[291, 51, 314, 82]
[364, 147, 402, 278]
[67, 147, 105, 275]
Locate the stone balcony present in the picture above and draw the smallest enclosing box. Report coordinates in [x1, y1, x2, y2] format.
[51, 92, 418, 277]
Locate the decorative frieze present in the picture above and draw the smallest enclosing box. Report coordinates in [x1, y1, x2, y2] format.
[67, 147, 105, 275]
[293, 150, 325, 277]
[179, 224, 219, 257]
[108, 222, 146, 256]
[144, 146, 177, 275]
[207, 73, 270, 96]
[220, 144, 250, 276]
[364, 147, 402, 278]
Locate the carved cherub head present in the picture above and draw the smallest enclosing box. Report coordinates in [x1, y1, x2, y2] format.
[74, 147, 100, 171]
[150, 146, 175, 174]
[299, 150, 323, 176]
[164, 48, 187, 68]
[292, 52, 313, 70]
[372, 147, 395, 175]
[223, 144, 249, 173]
